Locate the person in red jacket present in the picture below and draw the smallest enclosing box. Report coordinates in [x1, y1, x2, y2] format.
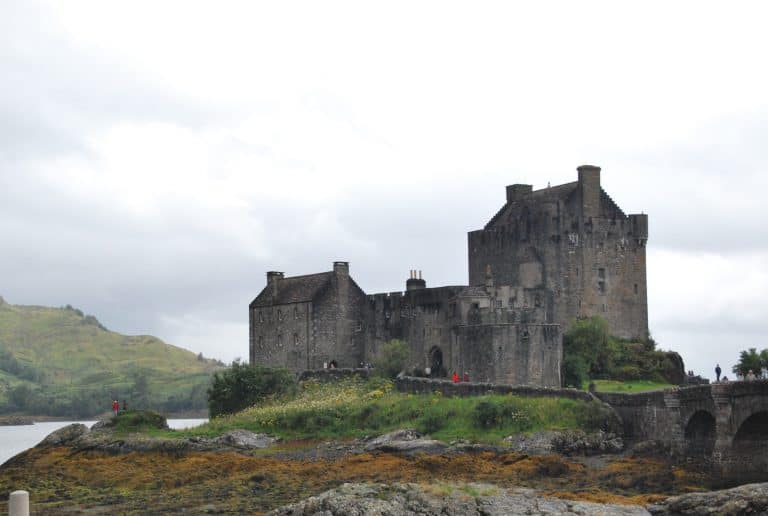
[463, 371, 470, 383]
[112, 400, 119, 415]
[451, 371, 459, 383]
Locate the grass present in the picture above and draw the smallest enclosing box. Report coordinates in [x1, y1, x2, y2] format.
[176, 378, 619, 443]
[584, 379, 674, 393]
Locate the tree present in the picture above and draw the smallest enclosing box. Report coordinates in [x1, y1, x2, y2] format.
[732, 348, 764, 378]
[9, 384, 32, 411]
[374, 339, 410, 378]
[561, 316, 617, 386]
[207, 361, 296, 418]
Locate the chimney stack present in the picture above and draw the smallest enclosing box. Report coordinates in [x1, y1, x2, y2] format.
[266, 271, 284, 299]
[406, 268, 426, 291]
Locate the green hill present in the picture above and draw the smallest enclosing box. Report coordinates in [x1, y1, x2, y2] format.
[0, 296, 224, 417]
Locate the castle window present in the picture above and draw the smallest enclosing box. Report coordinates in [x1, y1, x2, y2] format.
[598, 281, 606, 293]
[494, 299, 502, 309]
[277, 309, 283, 321]
[293, 333, 299, 346]
[521, 329, 530, 344]
[598, 268, 606, 279]
[293, 306, 298, 319]
[277, 334, 283, 347]
[575, 267, 579, 277]
[634, 283, 639, 295]
[602, 303, 607, 312]
[355, 321, 362, 332]
[258, 336, 264, 348]
[259, 311, 263, 323]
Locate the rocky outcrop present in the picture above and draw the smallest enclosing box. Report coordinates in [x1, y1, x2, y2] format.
[648, 482, 768, 515]
[39, 423, 90, 446]
[363, 429, 448, 454]
[268, 482, 650, 515]
[504, 430, 623, 456]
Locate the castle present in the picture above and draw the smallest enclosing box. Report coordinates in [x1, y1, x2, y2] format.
[249, 165, 648, 387]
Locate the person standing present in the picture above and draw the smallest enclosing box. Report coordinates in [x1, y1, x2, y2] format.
[451, 371, 459, 383]
[112, 400, 119, 416]
[463, 371, 470, 383]
[715, 364, 722, 382]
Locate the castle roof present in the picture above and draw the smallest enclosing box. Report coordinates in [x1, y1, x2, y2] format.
[484, 181, 627, 229]
[249, 272, 333, 308]
[485, 181, 578, 228]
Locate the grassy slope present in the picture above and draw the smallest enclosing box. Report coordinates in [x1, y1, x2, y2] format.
[176, 378, 618, 443]
[0, 299, 221, 409]
[585, 379, 674, 393]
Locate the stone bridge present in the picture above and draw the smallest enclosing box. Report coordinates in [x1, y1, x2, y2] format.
[596, 380, 768, 483]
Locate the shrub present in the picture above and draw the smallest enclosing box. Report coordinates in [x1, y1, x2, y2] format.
[207, 361, 296, 418]
[374, 339, 410, 378]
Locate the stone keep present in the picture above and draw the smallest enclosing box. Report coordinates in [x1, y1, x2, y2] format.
[249, 165, 648, 387]
[468, 165, 648, 340]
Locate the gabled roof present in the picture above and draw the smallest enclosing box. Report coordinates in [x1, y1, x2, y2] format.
[485, 181, 578, 229]
[249, 272, 333, 308]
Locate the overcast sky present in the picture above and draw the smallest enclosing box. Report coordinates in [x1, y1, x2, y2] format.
[2, 1, 766, 379]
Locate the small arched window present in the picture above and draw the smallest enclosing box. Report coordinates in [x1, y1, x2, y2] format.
[277, 309, 283, 321]
[293, 333, 299, 345]
[258, 311, 263, 323]
[277, 334, 283, 347]
[293, 306, 298, 319]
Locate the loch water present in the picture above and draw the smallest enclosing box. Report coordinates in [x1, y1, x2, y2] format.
[0, 419, 207, 466]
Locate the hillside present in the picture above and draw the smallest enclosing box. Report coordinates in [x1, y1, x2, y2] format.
[0, 296, 223, 417]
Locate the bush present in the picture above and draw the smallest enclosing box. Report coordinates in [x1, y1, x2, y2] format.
[207, 361, 297, 418]
[374, 339, 410, 378]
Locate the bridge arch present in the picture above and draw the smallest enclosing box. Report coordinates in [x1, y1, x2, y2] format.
[733, 411, 768, 450]
[683, 410, 716, 456]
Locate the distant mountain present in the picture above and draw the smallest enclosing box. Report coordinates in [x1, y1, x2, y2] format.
[0, 297, 224, 417]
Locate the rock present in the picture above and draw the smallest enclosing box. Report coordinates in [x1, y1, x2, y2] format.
[363, 429, 448, 454]
[504, 431, 557, 454]
[210, 430, 277, 449]
[39, 423, 90, 446]
[629, 440, 670, 456]
[648, 482, 768, 515]
[551, 430, 624, 456]
[268, 482, 651, 515]
[90, 416, 116, 431]
[504, 430, 622, 456]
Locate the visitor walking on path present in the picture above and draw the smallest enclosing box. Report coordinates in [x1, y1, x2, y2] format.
[463, 372, 470, 383]
[715, 364, 722, 382]
[451, 371, 459, 383]
[112, 400, 119, 416]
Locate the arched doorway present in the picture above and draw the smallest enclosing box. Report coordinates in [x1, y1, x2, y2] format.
[429, 346, 445, 378]
[684, 410, 716, 456]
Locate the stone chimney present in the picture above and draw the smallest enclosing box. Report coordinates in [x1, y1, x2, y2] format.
[333, 261, 349, 277]
[577, 165, 601, 219]
[266, 271, 284, 300]
[406, 269, 426, 291]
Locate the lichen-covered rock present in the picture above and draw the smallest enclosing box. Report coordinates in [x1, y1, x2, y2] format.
[648, 482, 768, 515]
[503, 430, 623, 456]
[551, 430, 624, 455]
[39, 423, 90, 446]
[210, 430, 277, 449]
[268, 482, 651, 515]
[363, 429, 448, 454]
